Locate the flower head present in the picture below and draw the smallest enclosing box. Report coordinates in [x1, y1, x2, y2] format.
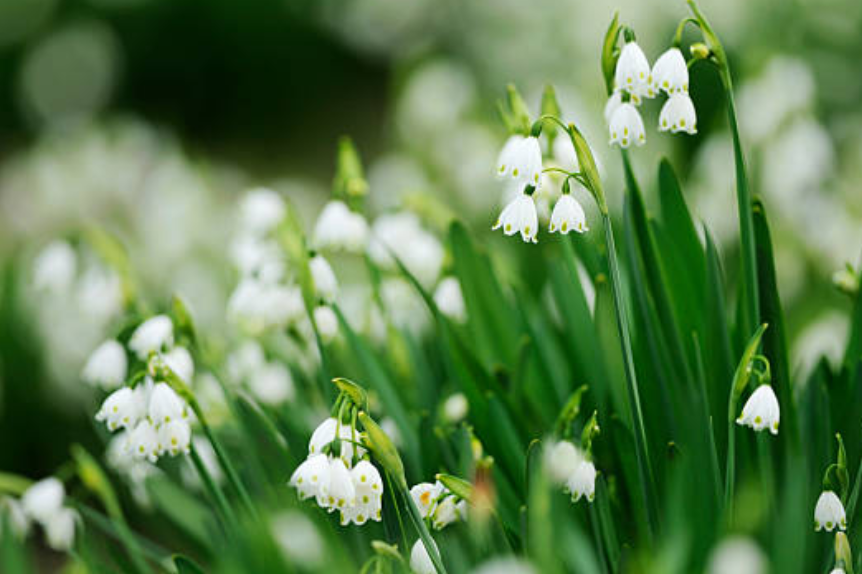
[324, 457, 356, 513]
[609, 103, 646, 148]
[814, 490, 846, 532]
[310, 254, 339, 302]
[129, 419, 160, 463]
[82, 340, 127, 390]
[313, 200, 369, 252]
[614, 42, 652, 98]
[652, 48, 689, 94]
[549, 194, 587, 234]
[96, 387, 143, 431]
[158, 420, 192, 456]
[289, 454, 331, 502]
[21, 478, 64, 524]
[433, 277, 466, 323]
[493, 191, 538, 243]
[543, 440, 584, 485]
[148, 382, 187, 425]
[497, 135, 543, 187]
[162, 346, 194, 383]
[565, 460, 597, 502]
[44, 507, 79, 552]
[736, 385, 780, 435]
[410, 539, 438, 574]
[341, 460, 383, 525]
[239, 187, 286, 236]
[313, 306, 339, 343]
[659, 93, 698, 135]
[128, 315, 174, 360]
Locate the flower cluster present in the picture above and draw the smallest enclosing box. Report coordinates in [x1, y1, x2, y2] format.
[289, 417, 384, 526]
[410, 480, 468, 531]
[2, 478, 80, 552]
[736, 384, 780, 435]
[544, 440, 598, 503]
[607, 41, 697, 148]
[226, 340, 296, 406]
[93, 315, 194, 463]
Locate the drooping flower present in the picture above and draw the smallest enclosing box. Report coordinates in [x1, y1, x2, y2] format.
[21, 478, 65, 524]
[614, 42, 652, 98]
[433, 277, 466, 323]
[549, 194, 588, 234]
[43, 507, 79, 552]
[659, 93, 698, 135]
[227, 278, 305, 332]
[162, 346, 194, 383]
[736, 385, 780, 435]
[410, 538, 439, 574]
[248, 362, 295, 406]
[158, 420, 192, 456]
[814, 491, 847, 532]
[128, 315, 174, 359]
[289, 454, 331, 502]
[270, 510, 324, 567]
[128, 419, 161, 463]
[497, 135, 543, 187]
[411, 481, 445, 518]
[604, 91, 623, 124]
[81, 340, 127, 390]
[33, 241, 77, 293]
[706, 536, 767, 574]
[148, 382, 187, 425]
[323, 457, 356, 513]
[96, 387, 143, 431]
[313, 200, 369, 252]
[652, 48, 689, 94]
[341, 460, 383, 525]
[442, 392, 469, 424]
[493, 191, 539, 243]
[368, 212, 444, 288]
[239, 187, 286, 236]
[543, 440, 584, 486]
[313, 306, 339, 343]
[609, 103, 646, 148]
[309, 254, 339, 302]
[565, 460, 597, 502]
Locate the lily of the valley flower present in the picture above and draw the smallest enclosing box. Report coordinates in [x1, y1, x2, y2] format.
[82, 340, 128, 390]
[341, 460, 383, 525]
[96, 387, 142, 431]
[128, 315, 174, 360]
[313, 306, 339, 342]
[310, 254, 339, 302]
[614, 42, 652, 98]
[566, 460, 597, 503]
[162, 346, 195, 384]
[410, 538, 439, 574]
[497, 135, 543, 188]
[543, 440, 598, 504]
[609, 103, 646, 148]
[659, 93, 698, 135]
[433, 277, 466, 323]
[148, 382, 187, 425]
[493, 190, 539, 243]
[410, 480, 467, 531]
[736, 385, 780, 435]
[814, 491, 847, 532]
[549, 194, 588, 234]
[20, 478, 79, 552]
[239, 187, 286, 236]
[652, 48, 689, 94]
[313, 200, 369, 253]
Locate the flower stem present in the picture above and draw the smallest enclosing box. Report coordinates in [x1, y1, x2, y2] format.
[601, 209, 659, 542]
[400, 482, 449, 574]
[190, 441, 236, 530]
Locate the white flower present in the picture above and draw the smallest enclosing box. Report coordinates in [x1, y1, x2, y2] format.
[736, 385, 780, 435]
[314, 306, 339, 342]
[239, 187, 285, 236]
[652, 48, 689, 94]
[129, 419, 160, 463]
[566, 460, 597, 502]
[442, 392, 469, 424]
[472, 558, 537, 574]
[309, 254, 339, 302]
[271, 510, 324, 567]
[707, 536, 767, 574]
[148, 382, 187, 425]
[549, 194, 587, 234]
[289, 454, 331, 502]
[543, 440, 584, 486]
[659, 93, 698, 134]
[21, 478, 64, 524]
[313, 200, 369, 252]
[411, 482, 445, 518]
[128, 315, 174, 359]
[410, 539, 439, 574]
[81, 340, 127, 390]
[33, 241, 76, 293]
[497, 135, 542, 187]
[342, 460, 384, 525]
[614, 42, 652, 97]
[1, 498, 30, 538]
[227, 279, 304, 332]
[830, 569, 846, 574]
[493, 192, 538, 243]
[247, 362, 295, 406]
[814, 491, 846, 532]
[230, 236, 285, 282]
[368, 212, 445, 288]
[431, 495, 461, 530]
[96, 387, 143, 431]
[324, 458, 356, 512]
[608, 103, 646, 148]
[162, 346, 194, 383]
[158, 420, 192, 456]
[44, 507, 79, 552]
[434, 277, 466, 323]
[604, 91, 623, 124]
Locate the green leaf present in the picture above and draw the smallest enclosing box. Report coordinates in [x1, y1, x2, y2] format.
[174, 555, 206, 574]
[146, 476, 215, 548]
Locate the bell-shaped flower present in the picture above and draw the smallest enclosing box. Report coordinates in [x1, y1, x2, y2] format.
[81, 340, 127, 390]
[158, 420, 192, 456]
[148, 382, 187, 425]
[814, 490, 847, 532]
[313, 200, 369, 252]
[497, 135, 543, 187]
[129, 420, 160, 463]
[342, 460, 384, 525]
[289, 454, 331, 502]
[325, 458, 356, 513]
[247, 362, 295, 406]
[566, 460, 597, 503]
[652, 48, 689, 94]
[493, 191, 539, 243]
[431, 495, 461, 530]
[614, 42, 652, 97]
[239, 187, 286, 236]
[310, 254, 339, 302]
[96, 387, 143, 431]
[313, 306, 339, 343]
[33, 241, 77, 293]
[659, 93, 698, 135]
[609, 103, 646, 148]
[43, 507, 79, 552]
[543, 440, 584, 486]
[549, 194, 588, 234]
[21, 478, 64, 524]
[309, 418, 338, 456]
[433, 277, 466, 323]
[411, 482, 445, 518]
[162, 346, 194, 384]
[410, 539, 439, 574]
[128, 315, 174, 360]
[736, 385, 780, 435]
[604, 91, 623, 124]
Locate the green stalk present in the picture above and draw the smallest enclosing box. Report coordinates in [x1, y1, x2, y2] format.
[601, 209, 659, 541]
[401, 485, 448, 574]
[189, 442, 236, 530]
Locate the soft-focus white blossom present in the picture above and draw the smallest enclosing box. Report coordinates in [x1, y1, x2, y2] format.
[271, 510, 324, 566]
[314, 200, 369, 252]
[239, 187, 285, 236]
[33, 241, 76, 293]
[410, 539, 438, 574]
[128, 315, 174, 360]
[81, 339, 127, 390]
[310, 254, 339, 302]
[434, 277, 466, 323]
[707, 536, 767, 574]
[21, 478, 64, 524]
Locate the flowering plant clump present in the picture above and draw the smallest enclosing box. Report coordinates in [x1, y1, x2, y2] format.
[2, 2, 862, 574]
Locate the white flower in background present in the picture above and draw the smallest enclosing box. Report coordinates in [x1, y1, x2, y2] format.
[614, 42, 652, 98]
[309, 254, 339, 302]
[128, 315, 174, 359]
[44, 507, 79, 551]
[368, 212, 445, 288]
[814, 491, 847, 532]
[290, 453, 331, 503]
[652, 48, 689, 94]
[81, 339, 127, 390]
[543, 440, 584, 485]
[95, 387, 142, 431]
[227, 278, 304, 333]
[248, 362, 295, 406]
[434, 277, 466, 323]
[76, 267, 123, 321]
[226, 340, 265, 382]
[239, 187, 286, 236]
[442, 392, 469, 424]
[314, 306, 339, 342]
[21, 478, 65, 524]
[552, 133, 579, 172]
[659, 93, 698, 134]
[608, 103, 646, 148]
[129, 419, 161, 463]
[271, 510, 324, 567]
[410, 539, 439, 574]
[0, 498, 30, 538]
[381, 277, 430, 336]
[565, 460, 597, 502]
[230, 236, 285, 282]
[493, 191, 538, 243]
[549, 194, 587, 234]
[162, 346, 194, 383]
[471, 557, 538, 574]
[379, 417, 403, 448]
[706, 536, 767, 574]
[314, 200, 369, 252]
[33, 240, 76, 293]
[736, 385, 780, 435]
[496, 135, 542, 187]
[604, 91, 623, 123]
[148, 382, 186, 424]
